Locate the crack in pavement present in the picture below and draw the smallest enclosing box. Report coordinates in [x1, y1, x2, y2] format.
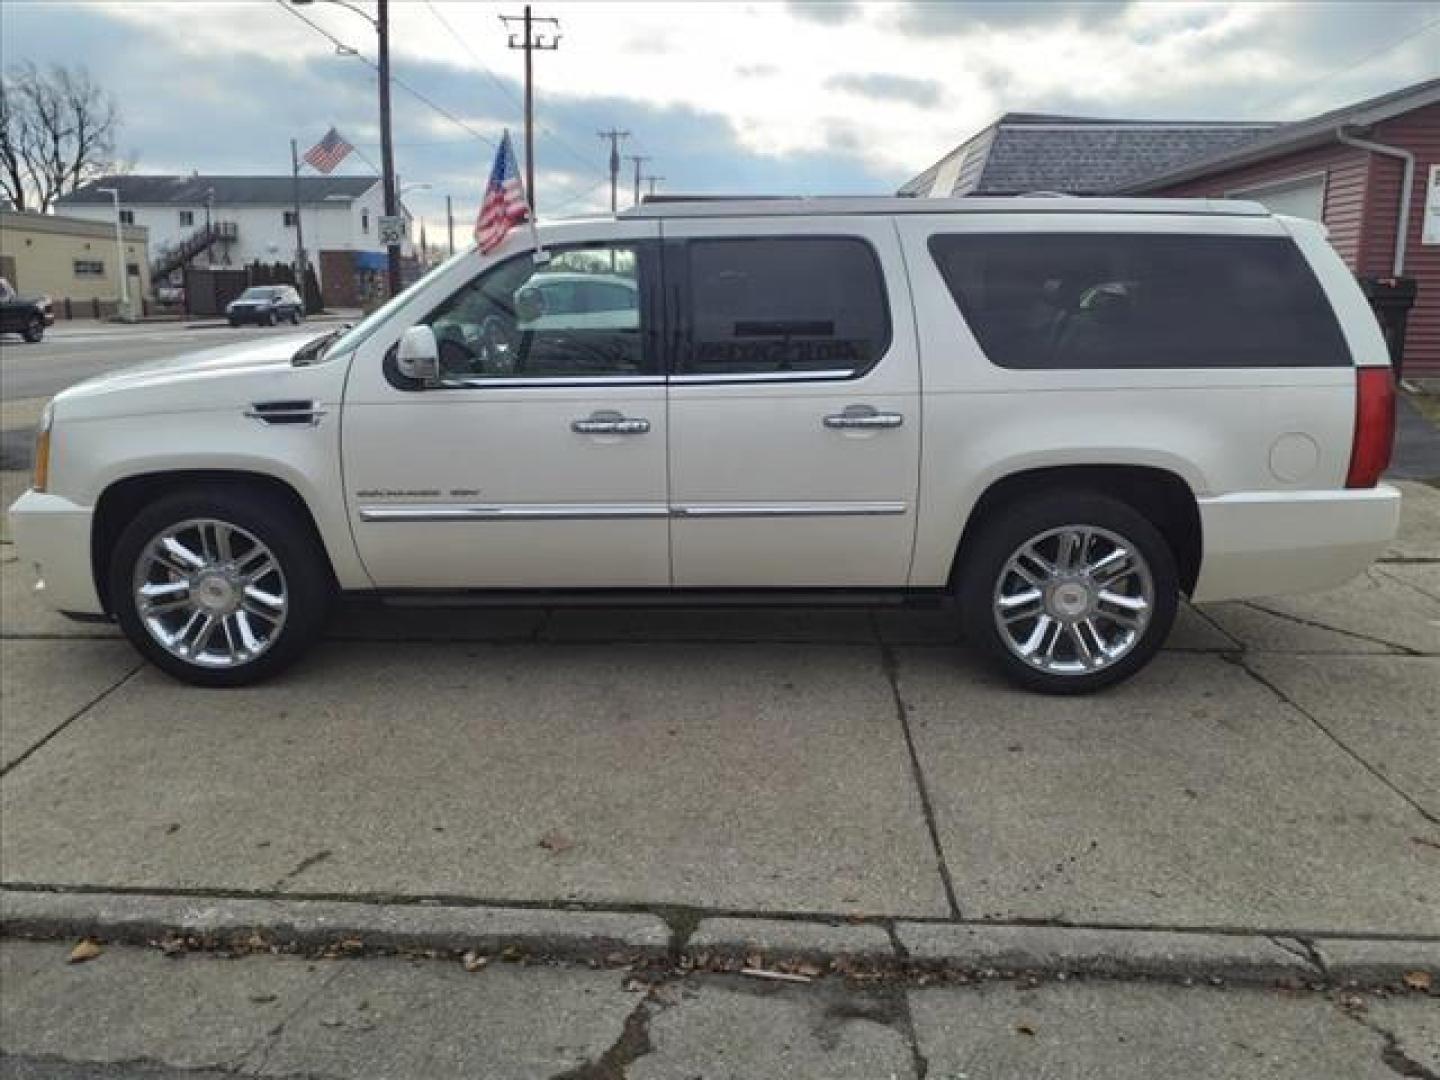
[0, 660, 145, 779]
[876, 627, 963, 920]
[1225, 654, 1440, 827]
[547, 988, 665, 1080]
[1238, 600, 1421, 655]
[1337, 1002, 1440, 1080]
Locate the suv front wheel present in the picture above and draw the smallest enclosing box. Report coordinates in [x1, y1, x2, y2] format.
[109, 488, 333, 687]
[959, 492, 1178, 694]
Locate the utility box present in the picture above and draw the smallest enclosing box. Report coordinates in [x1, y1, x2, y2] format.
[1358, 276, 1418, 378]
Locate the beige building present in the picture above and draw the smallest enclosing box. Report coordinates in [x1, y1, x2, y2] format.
[0, 209, 149, 314]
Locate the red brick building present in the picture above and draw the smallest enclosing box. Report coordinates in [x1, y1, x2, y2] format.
[902, 78, 1440, 379]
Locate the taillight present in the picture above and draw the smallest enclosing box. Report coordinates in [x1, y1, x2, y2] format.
[1345, 367, 1395, 489]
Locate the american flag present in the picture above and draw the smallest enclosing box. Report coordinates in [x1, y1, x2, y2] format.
[475, 130, 530, 254]
[302, 127, 354, 174]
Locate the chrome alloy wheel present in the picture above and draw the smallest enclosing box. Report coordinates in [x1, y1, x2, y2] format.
[992, 525, 1155, 676]
[131, 518, 288, 669]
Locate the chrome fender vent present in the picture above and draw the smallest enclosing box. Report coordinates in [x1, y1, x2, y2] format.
[245, 400, 326, 426]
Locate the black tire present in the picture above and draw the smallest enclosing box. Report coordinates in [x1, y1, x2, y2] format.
[291, 310, 302, 325]
[263, 312, 276, 327]
[22, 316, 43, 343]
[109, 487, 334, 687]
[228, 318, 240, 328]
[958, 491, 1178, 695]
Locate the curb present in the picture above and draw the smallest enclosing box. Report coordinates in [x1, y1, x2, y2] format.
[3, 891, 1437, 988]
[0, 891, 669, 963]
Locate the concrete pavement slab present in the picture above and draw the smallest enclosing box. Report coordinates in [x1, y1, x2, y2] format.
[1245, 655, 1440, 819]
[1379, 561, 1440, 603]
[631, 974, 917, 1080]
[253, 954, 641, 1080]
[1389, 480, 1440, 561]
[895, 923, 1314, 983]
[907, 981, 1399, 1080]
[0, 640, 137, 771]
[1199, 600, 1398, 654]
[894, 648, 1440, 934]
[1, 473, 28, 543]
[1366, 996, 1440, 1075]
[0, 939, 333, 1072]
[0, 557, 116, 639]
[1233, 566, 1440, 655]
[0, 642, 950, 916]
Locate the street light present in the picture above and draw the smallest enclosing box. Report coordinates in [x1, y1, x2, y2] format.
[95, 186, 130, 320]
[290, 0, 400, 298]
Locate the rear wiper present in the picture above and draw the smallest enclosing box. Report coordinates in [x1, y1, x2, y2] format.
[291, 326, 349, 366]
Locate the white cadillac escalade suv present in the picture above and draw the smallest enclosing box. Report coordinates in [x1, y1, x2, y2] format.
[7, 197, 1401, 693]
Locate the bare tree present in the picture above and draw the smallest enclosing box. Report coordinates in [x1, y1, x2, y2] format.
[0, 63, 122, 212]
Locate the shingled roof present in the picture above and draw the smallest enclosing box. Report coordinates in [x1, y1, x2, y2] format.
[901, 114, 1277, 197]
[58, 174, 379, 207]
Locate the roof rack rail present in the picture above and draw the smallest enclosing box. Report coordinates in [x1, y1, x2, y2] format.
[618, 195, 1269, 219]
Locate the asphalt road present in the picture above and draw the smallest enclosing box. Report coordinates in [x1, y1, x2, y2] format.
[0, 322, 322, 402]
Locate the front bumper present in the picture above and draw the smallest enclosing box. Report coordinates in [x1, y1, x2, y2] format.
[1191, 485, 1401, 603]
[227, 307, 275, 323]
[7, 489, 103, 615]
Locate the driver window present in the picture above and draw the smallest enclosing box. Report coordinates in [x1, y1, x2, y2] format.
[425, 243, 650, 380]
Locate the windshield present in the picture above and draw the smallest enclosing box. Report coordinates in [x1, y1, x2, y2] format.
[319, 246, 475, 361]
[240, 287, 281, 300]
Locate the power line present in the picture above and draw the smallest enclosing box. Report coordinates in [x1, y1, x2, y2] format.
[276, 1, 496, 148]
[1250, 14, 1440, 117]
[424, 0, 603, 177]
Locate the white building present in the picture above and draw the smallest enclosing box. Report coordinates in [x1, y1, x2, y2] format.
[56, 174, 409, 302]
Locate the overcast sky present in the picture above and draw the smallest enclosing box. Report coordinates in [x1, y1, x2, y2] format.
[4, 0, 1438, 242]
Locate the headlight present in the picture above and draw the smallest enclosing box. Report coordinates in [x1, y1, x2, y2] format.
[33, 402, 53, 493]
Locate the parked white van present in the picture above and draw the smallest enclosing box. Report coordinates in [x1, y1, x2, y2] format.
[8, 197, 1400, 693]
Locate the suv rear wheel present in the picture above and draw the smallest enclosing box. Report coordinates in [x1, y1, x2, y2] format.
[109, 488, 333, 687]
[959, 492, 1178, 694]
[22, 315, 44, 343]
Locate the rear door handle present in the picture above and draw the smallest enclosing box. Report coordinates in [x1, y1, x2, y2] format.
[824, 405, 904, 430]
[572, 410, 651, 435]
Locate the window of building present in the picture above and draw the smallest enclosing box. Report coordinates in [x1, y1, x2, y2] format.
[677, 237, 891, 377]
[927, 232, 1351, 370]
[118, 209, 135, 225]
[418, 243, 651, 382]
[361, 208, 370, 234]
[283, 210, 298, 228]
[179, 210, 194, 227]
[126, 263, 140, 277]
[73, 259, 105, 278]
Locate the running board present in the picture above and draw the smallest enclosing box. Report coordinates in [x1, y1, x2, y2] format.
[359, 588, 950, 610]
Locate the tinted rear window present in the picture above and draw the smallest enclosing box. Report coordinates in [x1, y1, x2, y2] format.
[681, 237, 890, 377]
[928, 233, 1351, 369]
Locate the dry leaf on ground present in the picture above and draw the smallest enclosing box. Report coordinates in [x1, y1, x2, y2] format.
[67, 939, 103, 964]
[1402, 970, 1432, 992]
[538, 831, 574, 854]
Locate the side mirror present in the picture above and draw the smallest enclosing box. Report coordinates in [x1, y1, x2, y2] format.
[397, 325, 440, 385]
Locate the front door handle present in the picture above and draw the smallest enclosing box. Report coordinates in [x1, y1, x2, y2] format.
[572, 410, 651, 435]
[824, 404, 904, 430]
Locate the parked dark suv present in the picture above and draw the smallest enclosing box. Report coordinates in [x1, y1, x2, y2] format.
[227, 285, 304, 327]
[0, 277, 56, 343]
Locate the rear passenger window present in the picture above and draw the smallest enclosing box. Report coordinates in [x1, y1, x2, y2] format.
[928, 233, 1351, 369]
[680, 237, 890, 377]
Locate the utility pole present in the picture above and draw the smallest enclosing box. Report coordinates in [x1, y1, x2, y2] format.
[446, 195, 454, 255]
[597, 128, 629, 212]
[377, 0, 401, 297]
[645, 175, 664, 198]
[626, 154, 651, 207]
[289, 139, 308, 293]
[501, 5, 560, 214]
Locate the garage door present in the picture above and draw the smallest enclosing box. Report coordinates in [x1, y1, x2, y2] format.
[1228, 175, 1325, 221]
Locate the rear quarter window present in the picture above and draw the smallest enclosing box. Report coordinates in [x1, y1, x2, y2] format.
[928, 232, 1351, 369]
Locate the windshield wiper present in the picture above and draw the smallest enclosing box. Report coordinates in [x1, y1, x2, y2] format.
[291, 325, 350, 367]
